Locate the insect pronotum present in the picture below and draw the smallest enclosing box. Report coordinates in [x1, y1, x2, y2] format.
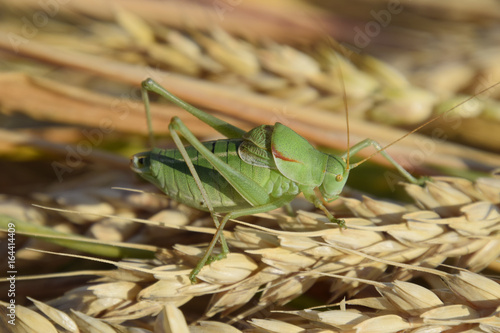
[130, 72, 499, 283]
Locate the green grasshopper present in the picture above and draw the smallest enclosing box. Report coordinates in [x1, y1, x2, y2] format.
[130, 78, 432, 283]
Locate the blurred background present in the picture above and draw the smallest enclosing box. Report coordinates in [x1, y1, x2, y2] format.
[1, 0, 500, 196]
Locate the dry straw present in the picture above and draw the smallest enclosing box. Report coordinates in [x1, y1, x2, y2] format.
[1, 173, 499, 332]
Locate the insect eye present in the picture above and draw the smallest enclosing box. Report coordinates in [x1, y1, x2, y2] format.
[336, 174, 343, 182]
[132, 156, 144, 168]
[130, 154, 149, 171]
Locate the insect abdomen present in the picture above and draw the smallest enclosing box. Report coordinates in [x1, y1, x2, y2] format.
[149, 139, 293, 213]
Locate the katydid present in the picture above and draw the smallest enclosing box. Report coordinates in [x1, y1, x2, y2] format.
[130, 78, 432, 283]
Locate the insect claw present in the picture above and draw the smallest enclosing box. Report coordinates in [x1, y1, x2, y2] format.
[206, 253, 227, 265]
[406, 175, 431, 186]
[315, 201, 346, 228]
[329, 217, 346, 229]
[189, 269, 200, 284]
[188, 251, 229, 284]
[417, 176, 432, 185]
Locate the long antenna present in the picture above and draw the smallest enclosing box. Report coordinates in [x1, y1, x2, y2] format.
[324, 35, 351, 170]
[350, 80, 500, 169]
[336, 55, 350, 170]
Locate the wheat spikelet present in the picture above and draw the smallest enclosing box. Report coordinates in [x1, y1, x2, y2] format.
[2, 174, 497, 331]
[246, 270, 500, 332]
[3, 270, 499, 332]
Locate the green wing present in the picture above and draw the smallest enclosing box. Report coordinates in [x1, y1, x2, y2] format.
[239, 125, 277, 169]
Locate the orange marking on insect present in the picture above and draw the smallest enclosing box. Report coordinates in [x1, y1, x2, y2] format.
[272, 146, 301, 163]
